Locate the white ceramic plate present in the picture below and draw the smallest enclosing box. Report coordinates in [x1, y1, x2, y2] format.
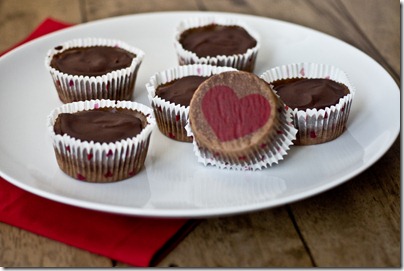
[0, 12, 399, 218]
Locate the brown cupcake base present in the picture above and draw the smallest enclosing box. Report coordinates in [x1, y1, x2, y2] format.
[54, 137, 151, 183]
[260, 63, 355, 146]
[174, 17, 260, 72]
[153, 106, 192, 142]
[187, 103, 296, 170]
[187, 71, 297, 170]
[47, 99, 156, 183]
[52, 74, 137, 103]
[146, 64, 237, 143]
[45, 38, 144, 104]
[292, 105, 352, 145]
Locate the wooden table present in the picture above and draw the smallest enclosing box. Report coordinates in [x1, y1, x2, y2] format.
[0, 0, 400, 267]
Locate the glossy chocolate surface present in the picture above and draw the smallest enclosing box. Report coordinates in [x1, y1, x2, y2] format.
[271, 78, 350, 110]
[179, 24, 257, 57]
[54, 108, 146, 143]
[156, 75, 210, 106]
[50, 46, 135, 76]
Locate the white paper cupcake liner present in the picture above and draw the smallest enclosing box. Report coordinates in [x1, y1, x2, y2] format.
[185, 102, 297, 171]
[146, 64, 237, 142]
[174, 16, 260, 72]
[260, 63, 356, 145]
[47, 99, 156, 183]
[45, 38, 145, 103]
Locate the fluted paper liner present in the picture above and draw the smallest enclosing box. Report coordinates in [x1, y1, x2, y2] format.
[146, 64, 237, 142]
[47, 99, 156, 183]
[185, 101, 297, 171]
[260, 63, 356, 145]
[45, 38, 145, 103]
[174, 16, 260, 72]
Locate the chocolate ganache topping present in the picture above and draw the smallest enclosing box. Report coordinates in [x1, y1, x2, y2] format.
[179, 24, 257, 57]
[50, 46, 136, 76]
[54, 108, 146, 143]
[156, 75, 210, 106]
[271, 78, 350, 110]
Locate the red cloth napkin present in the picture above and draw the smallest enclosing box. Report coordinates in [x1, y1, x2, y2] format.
[0, 18, 198, 267]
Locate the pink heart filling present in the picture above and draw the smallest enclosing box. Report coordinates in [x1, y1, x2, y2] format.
[201, 85, 271, 142]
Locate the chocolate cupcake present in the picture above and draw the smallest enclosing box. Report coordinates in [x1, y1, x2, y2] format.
[47, 99, 155, 183]
[45, 38, 145, 103]
[186, 71, 297, 170]
[146, 64, 236, 142]
[260, 63, 355, 145]
[174, 17, 260, 72]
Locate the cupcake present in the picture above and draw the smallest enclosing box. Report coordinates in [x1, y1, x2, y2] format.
[146, 64, 237, 142]
[45, 38, 145, 103]
[260, 63, 355, 145]
[47, 99, 155, 183]
[186, 71, 297, 170]
[174, 17, 260, 72]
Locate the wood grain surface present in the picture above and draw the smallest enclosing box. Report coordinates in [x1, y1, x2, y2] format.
[0, 0, 400, 267]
